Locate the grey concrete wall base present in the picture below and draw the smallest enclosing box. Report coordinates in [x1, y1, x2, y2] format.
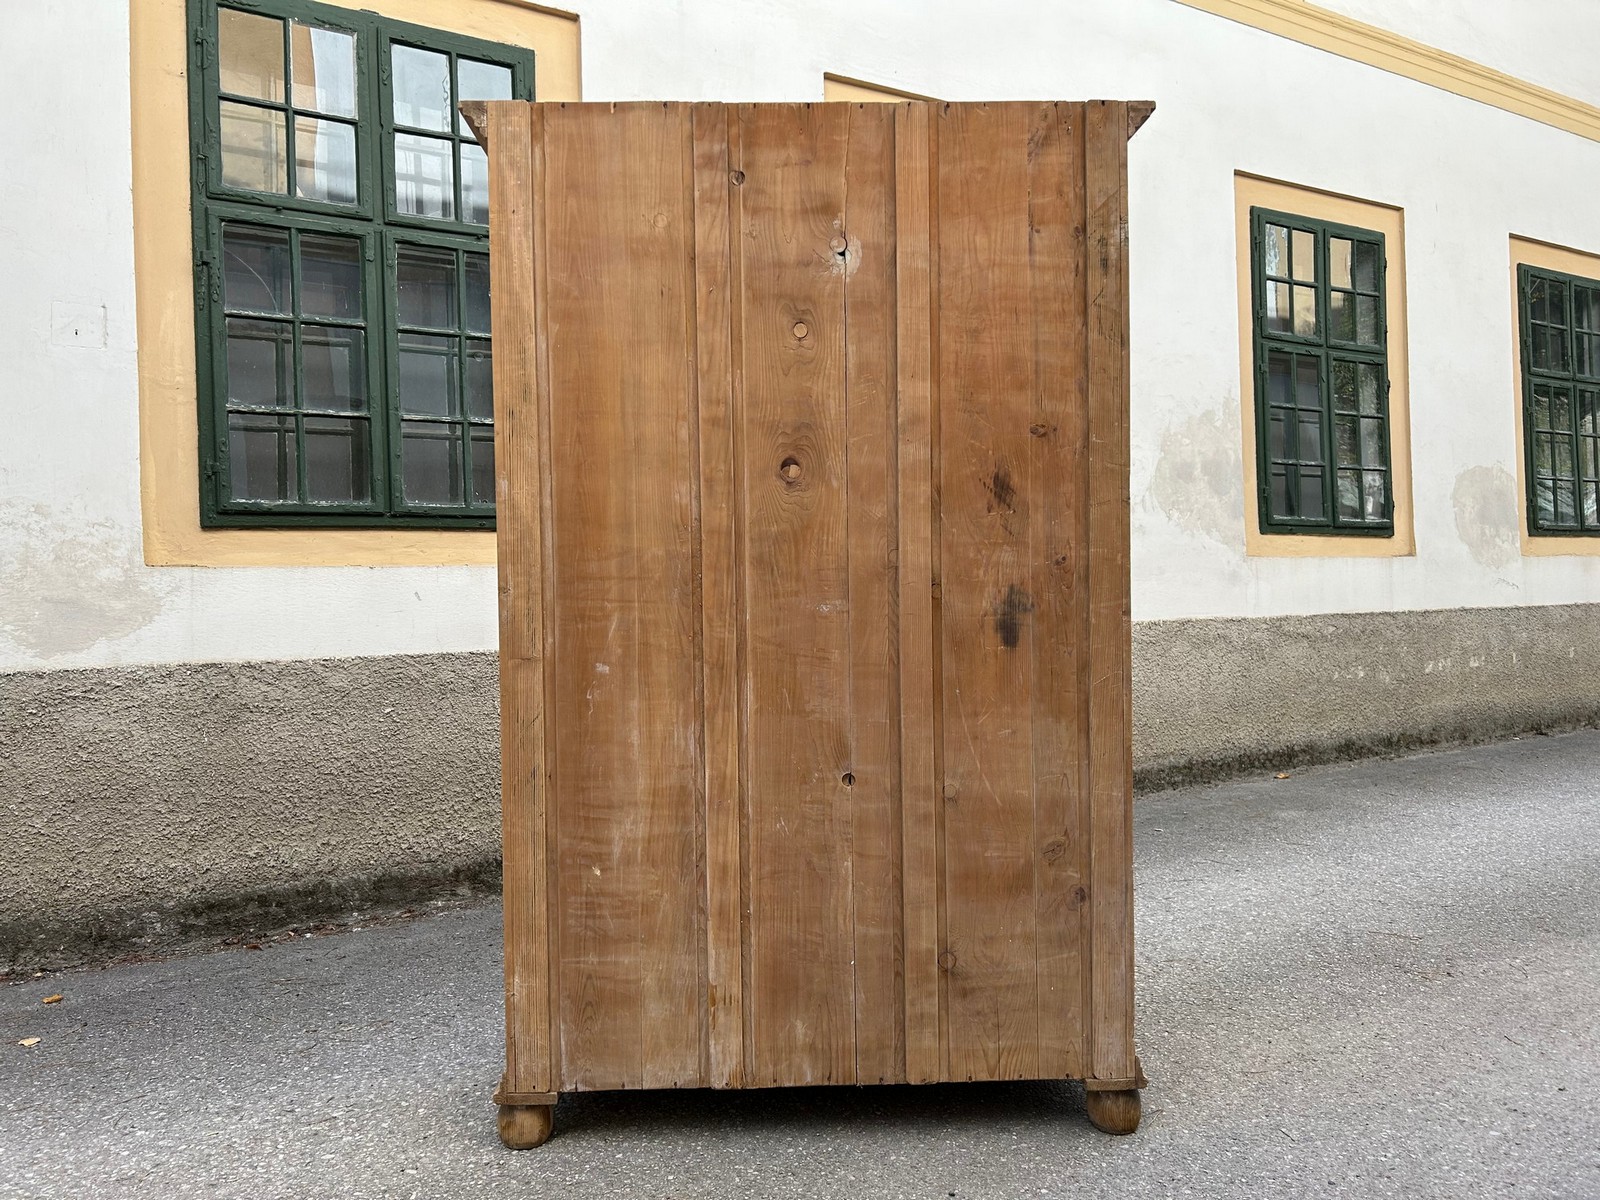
[6, 602, 1600, 970]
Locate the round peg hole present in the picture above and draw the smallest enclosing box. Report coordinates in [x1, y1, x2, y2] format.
[792, 321, 809, 340]
[829, 235, 848, 254]
[841, 772, 855, 787]
[779, 456, 803, 482]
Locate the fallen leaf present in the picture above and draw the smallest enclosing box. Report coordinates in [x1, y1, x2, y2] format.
[244, 943, 263, 951]
[41, 995, 62, 1005]
[1273, 772, 1291, 780]
[19, 1038, 41, 1047]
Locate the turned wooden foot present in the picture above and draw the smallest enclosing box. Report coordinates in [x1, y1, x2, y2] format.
[1085, 1087, 1141, 1135]
[498, 1103, 555, 1149]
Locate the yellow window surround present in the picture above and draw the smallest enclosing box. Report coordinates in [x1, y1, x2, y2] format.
[1508, 235, 1600, 557]
[1174, 0, 1600, 144]
[130, 0, 581, 568]
[1233, 173, 1416, 558]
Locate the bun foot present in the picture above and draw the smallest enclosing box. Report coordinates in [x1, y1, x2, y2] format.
[498, 1103, 555, 1149]
[1085, 1087, 1141, 1135]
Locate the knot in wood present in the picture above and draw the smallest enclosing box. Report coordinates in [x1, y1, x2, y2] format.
[729, 169, 746, 185]
[937, 950, 958, 972]
[791, 320, 809, 340]
[779, 456, 803, 483]
[1029, 423, 1049, 437]
[829, 235, 848, 255]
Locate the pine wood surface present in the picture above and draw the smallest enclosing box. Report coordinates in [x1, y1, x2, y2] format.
[481, 99, 1148, 1095]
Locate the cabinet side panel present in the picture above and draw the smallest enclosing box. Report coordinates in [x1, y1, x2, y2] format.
[494, 101, 553, 1096]
[1084, 101, 1136, 1083]
[737, 103, 858, 1087]
[842, 102, 905, 1086]
[543, 103, 705, 1091]
[935, 102, 1043, 1083]
[1028, 103, 1092, 1082]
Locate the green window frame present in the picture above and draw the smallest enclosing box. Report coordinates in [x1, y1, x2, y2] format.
[1249, 207, 1394, 536]
[1517, 265, 1600, 535]
[187, 0, 534, 528]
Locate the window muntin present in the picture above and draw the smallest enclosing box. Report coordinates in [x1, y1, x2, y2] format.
[1251, 208, 1393, 535]
[191, 0, 532, 528]
[1519, 265, 1600, 534]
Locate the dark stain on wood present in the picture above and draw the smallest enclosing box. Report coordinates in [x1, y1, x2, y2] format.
[984, 463, 1017, 513]
[993, 583, 1034, 649]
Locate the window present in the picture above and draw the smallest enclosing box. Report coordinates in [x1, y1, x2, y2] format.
[1249, 208, 1393, 536]
[189, 0, 533, 528]
[1517, 265, 1600, 535]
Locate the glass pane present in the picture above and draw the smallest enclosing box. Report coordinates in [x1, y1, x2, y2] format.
[1535, 433, 1553, 474]
[464, 254, 491, 334]
[1331, 360, 1356, 410]
[294, 117, 357, 205]
[1534, 478, 1555, 526]
[466, 339, 493, 420]
[219, 8, 284, 102]
[394, 133, 455, 220]
[1268, 466, 1289, 521]
[1335, 415, 1359, 467]
[1263, 224, 1289, 277]
[1292, 285, 1316, 337]
[1291, 228, 1315, 282]
[290, 23, 357, 117]
[402, 422, 463, 504]
[1533, 387, 1552, 430]
[471, 429, 496, 504]
[303, 415, 369, 502]
[1576, 286, 1600, 334]
[396, 246, 457, 328]
[300, 325, 365, 412]
[1266, 351, 1292, 407]
[1583, 438, 1598, 480]
[1295, 356, 1319, 408]
[1579, 333, 1599, 380]
[228, 412, 296, 501]
[1360, 417, 1384, 467]
[1267, 411, 1288, 460]
[1555, 480, 1577, 525]
[1297, 412, 1322, 463]
[457, 60, 514, 131]
[462, 143, 490, 226]
[1358, 364, 1382, 415]
[1353, 241, 1381, 292]
[299, 234, 361, 320]
[1585, 481, 1600, 527]
[222, 225, 290, 314]
[392, 44, 451, 131]
[1552, 389, 1573, 432]
[1362, 470, 1387, 521]
[1356, 296, 1379, 344]
[1329, 238, 1353, 289]
[1531, 276, 1565, 324]
[1329, 291, 1354, 342]
[225, 318, 292, 408]
[1297, 469, 1324, 520]
[1583, 390, 1600, 435]
[220, 101, 287, 193]
[1336, 470, 1361, 520]
[1265, 282, 1291, 334]
[1555, 439, 1575, 478]
[398, 332, 458, 417]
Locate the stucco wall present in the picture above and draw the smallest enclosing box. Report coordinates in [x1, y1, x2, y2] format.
[5, 0, 1600, 679]
[7, 603, 1599, 970]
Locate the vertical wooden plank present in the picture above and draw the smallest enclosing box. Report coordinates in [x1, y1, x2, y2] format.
[893, 100, 942, 1085]
[842, 101, 904, 1086]
[936, 102, 1042, 1083]
[737, 102, 857, 1087]
[1028, 102, 1092, 1081]
[1084, 100, 1136, 1084]
[492, 99, 553, 1097]
[692, 102, 746, 1090]
[543, 102, 703, 1091]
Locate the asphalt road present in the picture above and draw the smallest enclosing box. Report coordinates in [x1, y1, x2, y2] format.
[3, 733, 1597, 1199]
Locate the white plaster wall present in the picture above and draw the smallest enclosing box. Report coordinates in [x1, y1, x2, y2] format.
[2, 0, 1598, 673]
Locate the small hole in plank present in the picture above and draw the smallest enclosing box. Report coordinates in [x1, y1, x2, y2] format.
[841, 772, 854, 787]
[779, 456, 802, 483]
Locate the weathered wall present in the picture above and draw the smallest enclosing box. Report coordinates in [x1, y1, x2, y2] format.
[8, 604, 1598, 969]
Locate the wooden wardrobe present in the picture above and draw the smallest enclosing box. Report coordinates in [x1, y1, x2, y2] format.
[463, 98, 1153, 1147]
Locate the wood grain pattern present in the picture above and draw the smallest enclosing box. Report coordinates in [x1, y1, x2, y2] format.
[842, 101, 904, 1086]
[490, 99, 551, 1097]
[892, 100, 942, 1086]
[542, 103, 703, 1090]
[937, 102, 1042, 1083]
[737, 103, 857, 1087]
[691, 103, 745, 1091]
[1084, 101, 1137, 1084]
[490, 101, 1143, 1102]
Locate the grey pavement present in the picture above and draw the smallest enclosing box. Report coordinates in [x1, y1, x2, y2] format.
[3, 732, 1598, 1199]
